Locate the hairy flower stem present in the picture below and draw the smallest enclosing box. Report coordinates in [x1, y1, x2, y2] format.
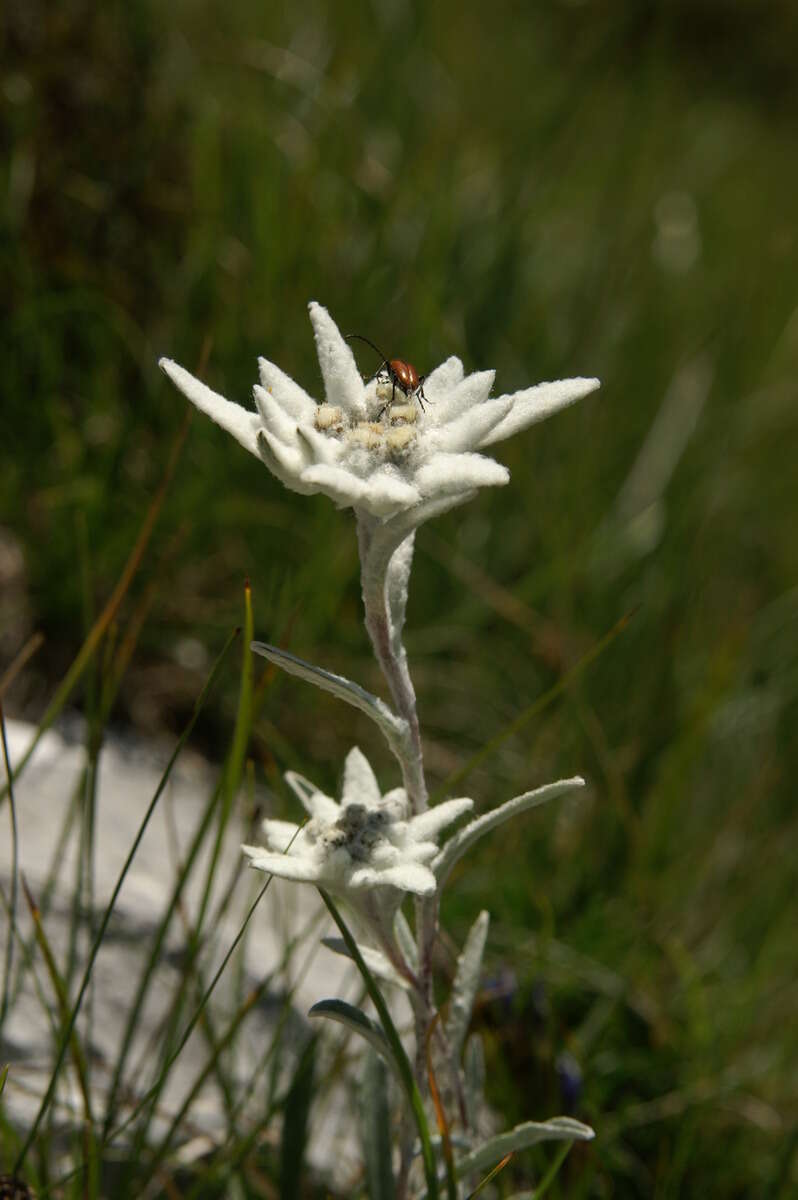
[361, 892, 421, 990]
[357, 518, 428, 816]
[357, 516, 469, 1135]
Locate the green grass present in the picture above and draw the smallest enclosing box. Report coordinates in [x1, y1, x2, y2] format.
[2, 0, 797, 1195]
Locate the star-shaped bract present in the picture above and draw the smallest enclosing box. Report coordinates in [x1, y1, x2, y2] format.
[160, 303, 598, 527]
[242, 747, 472, 898]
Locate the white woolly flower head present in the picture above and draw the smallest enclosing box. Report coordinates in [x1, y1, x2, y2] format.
[160, 302, 598, 528]
[242, 747, 472, 904]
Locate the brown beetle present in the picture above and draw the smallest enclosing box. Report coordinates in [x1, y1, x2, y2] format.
[345, 333, 429, 415]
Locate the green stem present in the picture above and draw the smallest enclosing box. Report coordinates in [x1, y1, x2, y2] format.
[319, 890, 440, 1200]
[530, 1140, 573, 1199]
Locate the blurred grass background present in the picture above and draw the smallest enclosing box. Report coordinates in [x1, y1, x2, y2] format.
[2, 0, 797, 1195]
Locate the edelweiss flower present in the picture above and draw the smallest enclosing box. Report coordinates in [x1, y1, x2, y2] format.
[160, 302, 598, 526]
[242, 747, 472, 899]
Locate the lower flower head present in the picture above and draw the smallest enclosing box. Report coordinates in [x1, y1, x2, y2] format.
[242, 747, 473, 900]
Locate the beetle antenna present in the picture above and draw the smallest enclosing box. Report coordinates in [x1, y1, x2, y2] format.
[344, 333, 390, 364]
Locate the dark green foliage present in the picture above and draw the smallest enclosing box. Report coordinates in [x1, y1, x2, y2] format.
[360, 1050, 396, 1200]
[280, 1036, 317, 1200]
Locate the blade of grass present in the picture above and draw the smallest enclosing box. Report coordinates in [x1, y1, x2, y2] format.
[127, 936, 238, 1163]
[430, 608, 635, 803]
[226, 580, 255, 802]
[100, 779, 223, 1135]
[104, 872, 274, 1148]
[98, 897, 312, 1200]
[13, 624, 238, 1174]
[98, 525, 188, 724]
[103, 579, 261, 1138]
[466, 1152, 513, 1199]
[143, 978, 274, 1184]
[74, 515, 102, 1128]
[20, 875, 94, 1126]
[530, 1140, 573, 1199]
[177, 578, 255, 979]
[0, 877, 61, 1043]
[280, 1035, 317, 1200]
[208, 763, 260, 991]
[20, 872, 101, 1200]
[426, 1014, 457, 1200]
[184, 578, 256, 967]
[0, 703, 19, 1033]
[360, 1049, 396, 1200]
[507, 1140, 573, 1200]
[128, 581, 256, 1152]
[318, 889, 439, 1200]
[180, 908, 329, 1200]
[37, 778, 82, 938]
[422, 527, 565, 668]
[1, 409, 191, 802]
[0, 632, 45, 701]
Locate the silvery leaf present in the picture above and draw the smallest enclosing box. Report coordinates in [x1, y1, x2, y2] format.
[394, 908, 418, 973]
[463, 1033, 486, 1130]
[416, 1117, 595, 1197]
[446, 910, 490, 1060]
[454, 1116, 594, 1180]
[321, 937, 410, 991]
[252, 641, 407, 752]
[434, 778, 585, 887]
[308, 999, 397, 1075]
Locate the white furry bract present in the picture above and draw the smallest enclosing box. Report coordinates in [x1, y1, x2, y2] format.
[242, 747, 472, 899]
[159, 302, 599, 527]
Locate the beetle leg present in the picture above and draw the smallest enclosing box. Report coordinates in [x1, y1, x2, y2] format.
[373, 364, 392, 420]
[416, 376, 429, 412]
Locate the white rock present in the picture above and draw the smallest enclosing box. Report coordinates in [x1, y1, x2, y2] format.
[0, 718, 366, 1181]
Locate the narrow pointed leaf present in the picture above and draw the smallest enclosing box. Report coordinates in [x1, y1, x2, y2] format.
[308, 998, 397, 1071]
[394, 908, 418, 972]
[252, 641, 407, 751]
[434, 779, 585, 887]
[385, 529, 415, 644]
[447, 911, 490, 1060]
[453, 1117, 594, 1181]
[321, 937, 410, 990]
[464, 1034, 486, 1130]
